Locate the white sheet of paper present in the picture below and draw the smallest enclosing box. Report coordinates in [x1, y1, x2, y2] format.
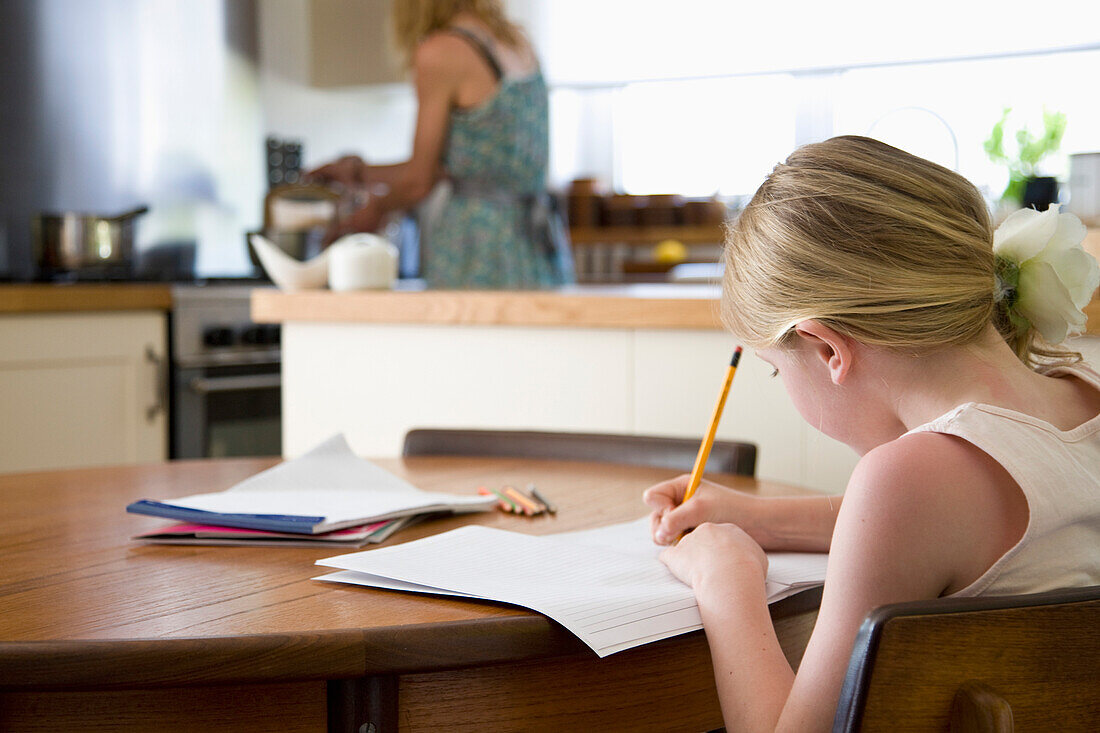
[162, 434, 494, 523]
[314, 519, 828, 657]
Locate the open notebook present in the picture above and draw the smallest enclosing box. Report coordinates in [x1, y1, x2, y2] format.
[315, 517, 828, 657]
[126, 434, 495, 535]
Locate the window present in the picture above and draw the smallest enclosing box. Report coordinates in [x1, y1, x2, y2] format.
[532, 0, 1100, 200]
[613, 76, 796, 196]
[834, 49, 1100, 201]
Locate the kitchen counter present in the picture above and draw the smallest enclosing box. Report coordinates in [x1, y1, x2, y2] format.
[252, 284, 725, 330]
[252, 283, 858, 494]
[254, 279, 1100, 495]
[255, 227, 1100, 333]
[0, 283, 173, 313]
[254, 283, 1100, 335]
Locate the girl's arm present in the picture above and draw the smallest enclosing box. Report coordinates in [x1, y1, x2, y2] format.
[645, 475, 842, 552]
[662, 431, 1023, 731]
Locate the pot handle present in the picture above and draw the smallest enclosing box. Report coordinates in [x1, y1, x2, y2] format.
[110, 205, 150, 222]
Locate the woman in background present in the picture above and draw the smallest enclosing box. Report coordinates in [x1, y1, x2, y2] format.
[310, 0, 572, 289]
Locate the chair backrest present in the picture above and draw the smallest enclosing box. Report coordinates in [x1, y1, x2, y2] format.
[402, 428, 756, 477]
[833, 584, 1100, 732]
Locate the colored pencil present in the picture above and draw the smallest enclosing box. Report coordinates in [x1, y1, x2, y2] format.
[676, 346, 743, 541]
[503, 486, 540, 515]
[528, 483, 557, 514]
[478, 485, 518, 513]
[516, 484, 549, 515]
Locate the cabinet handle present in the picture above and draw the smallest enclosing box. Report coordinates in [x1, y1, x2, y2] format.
[145, 346, 168, 422]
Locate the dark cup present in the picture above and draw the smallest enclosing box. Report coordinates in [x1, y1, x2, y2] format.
[1023, 176, 1059, 211]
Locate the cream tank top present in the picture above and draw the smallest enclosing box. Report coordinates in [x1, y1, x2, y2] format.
[906, 362, 1100, 597]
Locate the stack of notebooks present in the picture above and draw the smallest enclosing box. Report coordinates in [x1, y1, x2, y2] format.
[127, 435, 497, 548]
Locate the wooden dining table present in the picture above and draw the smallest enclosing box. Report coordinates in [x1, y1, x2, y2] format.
[0, 455, 823, 732]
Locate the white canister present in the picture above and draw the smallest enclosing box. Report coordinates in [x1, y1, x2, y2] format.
[1067, 152, 1100, 226]
[328, 234, 399, 291]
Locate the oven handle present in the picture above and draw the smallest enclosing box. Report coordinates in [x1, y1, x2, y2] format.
[188, 374, 282, 394]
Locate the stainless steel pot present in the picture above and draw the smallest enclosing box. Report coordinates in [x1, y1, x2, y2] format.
[33, 206, 149, 278]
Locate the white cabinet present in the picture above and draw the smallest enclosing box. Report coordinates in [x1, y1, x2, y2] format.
[280, 322, 859, 494]
[0, 311, 168, 474]
[261, 0, 404, 88]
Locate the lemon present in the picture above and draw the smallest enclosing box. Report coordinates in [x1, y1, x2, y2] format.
[653, 239, 687, 264]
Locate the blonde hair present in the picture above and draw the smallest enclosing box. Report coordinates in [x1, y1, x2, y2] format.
[722, 135, 1076, 368]
[391, 0, 523, 68]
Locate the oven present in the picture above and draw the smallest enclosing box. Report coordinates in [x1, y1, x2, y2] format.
[170, 284, 282, 459]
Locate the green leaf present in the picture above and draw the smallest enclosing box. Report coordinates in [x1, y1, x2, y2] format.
[985, 107, 1067, 200]
[983, 107, 1010, 163]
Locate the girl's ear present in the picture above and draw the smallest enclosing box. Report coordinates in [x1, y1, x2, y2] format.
[792, 320, 854, 385]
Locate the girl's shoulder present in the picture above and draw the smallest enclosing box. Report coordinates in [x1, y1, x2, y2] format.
[848, 431, 1007, 514]
[852, 428, 1028, 504]
[841, 430, 1028, 593]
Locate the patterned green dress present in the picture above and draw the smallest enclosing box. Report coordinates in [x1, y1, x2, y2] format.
[420, 33, 572, 289]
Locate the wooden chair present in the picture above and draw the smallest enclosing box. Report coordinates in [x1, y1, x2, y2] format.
[833, 584, 1100, 732]
[402, 428, 757, 477]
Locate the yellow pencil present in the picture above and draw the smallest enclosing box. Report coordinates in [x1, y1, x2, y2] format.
[675, 346, 743, 541]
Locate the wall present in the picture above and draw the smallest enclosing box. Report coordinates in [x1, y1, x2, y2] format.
[0, 0, 265, 279]
[257, 0, 418, 170]
[256, 0, 562, 174]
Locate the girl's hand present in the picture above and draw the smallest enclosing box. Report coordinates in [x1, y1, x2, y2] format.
[660, 522, 769, 597]
[644, 474, 765, 546]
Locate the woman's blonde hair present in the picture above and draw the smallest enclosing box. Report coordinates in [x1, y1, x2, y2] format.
[722, 135, 1075, 368]
[391, 0, 523, 68]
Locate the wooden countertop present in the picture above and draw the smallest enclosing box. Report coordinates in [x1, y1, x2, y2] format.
[0, 284, 173, 314]
[254, 282, 1100, 335]
[252, 284, 727, 330]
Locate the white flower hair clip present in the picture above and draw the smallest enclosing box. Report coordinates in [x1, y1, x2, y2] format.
[992, 206, 1100, 344]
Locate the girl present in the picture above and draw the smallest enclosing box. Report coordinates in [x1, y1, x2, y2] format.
[310, 0, 571, 289]
[645, 135, 1100, 731]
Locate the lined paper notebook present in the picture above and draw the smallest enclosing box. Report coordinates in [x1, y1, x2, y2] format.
[315, 518, 827, 657]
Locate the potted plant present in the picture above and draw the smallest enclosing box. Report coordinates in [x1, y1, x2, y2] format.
[983, 107, 1067, 210]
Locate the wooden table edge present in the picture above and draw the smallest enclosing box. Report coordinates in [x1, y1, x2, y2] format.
[0, 588, 822, 691]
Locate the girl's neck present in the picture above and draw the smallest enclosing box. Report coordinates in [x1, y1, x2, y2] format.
[882, 330, 1096, 433]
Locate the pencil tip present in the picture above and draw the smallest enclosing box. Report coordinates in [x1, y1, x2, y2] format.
[730, 346, 743, 367]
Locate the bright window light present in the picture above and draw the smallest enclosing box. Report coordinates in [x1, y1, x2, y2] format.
[835, 49, 1100, 200]
[613, 76, 796, 197]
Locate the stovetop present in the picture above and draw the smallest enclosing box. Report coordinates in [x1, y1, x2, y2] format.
[168, 278, 280, 367]
[29, 273, 273, 286]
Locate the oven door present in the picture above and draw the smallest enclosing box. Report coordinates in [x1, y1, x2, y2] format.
[172, 362, 281, 459]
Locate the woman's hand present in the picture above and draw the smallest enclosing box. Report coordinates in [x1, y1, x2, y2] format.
[660, 522, 768, 598]
[308, 155, 368, 189]
[323, 200, 385, 245]
[644, 475, 766, 546]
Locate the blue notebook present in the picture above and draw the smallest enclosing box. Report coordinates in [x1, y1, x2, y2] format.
[126, 501, 327, 534]
[126, 434, 495, 535]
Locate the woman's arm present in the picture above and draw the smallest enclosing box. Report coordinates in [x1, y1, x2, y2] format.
[325, 35, 461, 236]
[645, 475, 842, 552]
